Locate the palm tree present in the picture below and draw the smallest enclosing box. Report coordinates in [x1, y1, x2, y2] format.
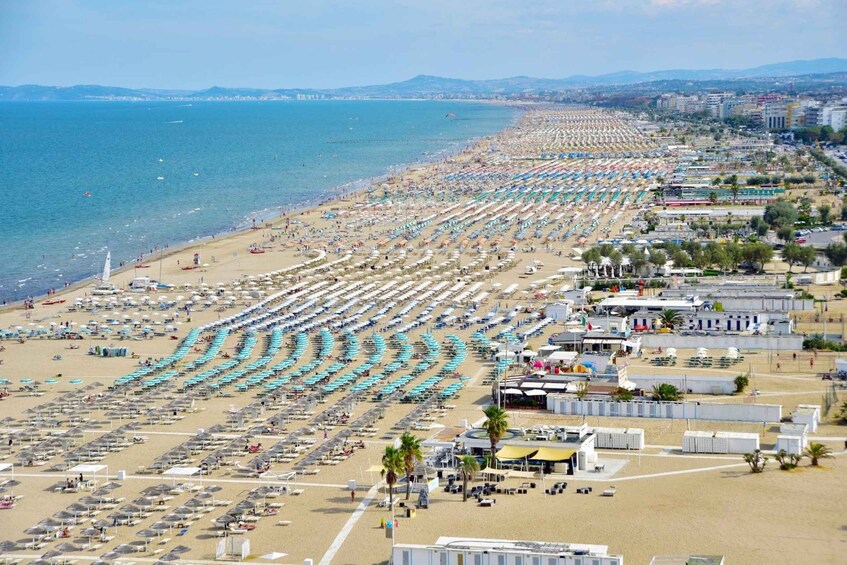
[743, 450, 767, 473]
[657, 309, 681, 330]
[651, 383, 683, 402]
[381, 446, 404, 509]
[398, 432, 423, 500]
[457, 455, 480, 502]
[482, 405, 508, 469]
[804, 442, 834, 466]
[730, 181, 740, 204]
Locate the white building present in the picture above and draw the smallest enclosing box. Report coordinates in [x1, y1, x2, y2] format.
[762, 103, 787, 130]
[829, 108, 847, 132]
[392, 537, 624, 565]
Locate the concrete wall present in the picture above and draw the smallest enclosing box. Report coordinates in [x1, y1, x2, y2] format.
[547, 394, 781, 423]
[628, 374, 736, 395]
[710, 297, 813, 311]
[639, 333, 804, 351]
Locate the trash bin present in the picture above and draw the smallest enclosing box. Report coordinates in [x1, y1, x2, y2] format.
[406, 507, 416, 518]
[348, 480, 356, 491]
[116, 470, 126, 480]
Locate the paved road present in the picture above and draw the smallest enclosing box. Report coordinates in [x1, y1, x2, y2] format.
[800, 228, 844, 248]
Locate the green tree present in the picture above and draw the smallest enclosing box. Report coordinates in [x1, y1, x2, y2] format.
[651, 383, 683, 401]
[742, 242, 773, 272]
[671, 249, 691, 269]
[708, 191, 718, 204]
[782, 242, 803, 272]
[743, 450, 768, 473]
[581, 247, 603, 277]
[799, 246, 817, 272]
[712, 177, 722, 186]
[840, 203, 847, 222]
[457, 455, 480, 502]
[763, 200, 798, 228]
[776, 226, 794, 243]
[657, 309, 682, 330]
[774, 449, 803, 470]
[381, 446, 405, 509]
[649, 249, 668, 271]
[398, 432, 423, 500]
[627, 250, 648, 276]
[837, 400, 847, 423]
[730, 182, 740, 204]
[725, 241, 744, 271]
[804, 442, 833, 466]
[824, 243, 847, 267]
[734, 375, 749, 393]
[482, 405, 508, 469]
[608, 250, 624, 278]
[818, 204, 832, 226]
[612, 387, 634, 401]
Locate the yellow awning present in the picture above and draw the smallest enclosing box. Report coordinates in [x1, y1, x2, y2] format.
[495, 446, 538, 460]
[530, 447, 576, 462]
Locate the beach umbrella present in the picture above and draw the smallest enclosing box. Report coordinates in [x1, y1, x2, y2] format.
[114, 544, 138, 554]
[55, 542, 83, 553]
[171, 544, 191, 554]
[137, 528, 161, 540]
[0, 541, 20, 552]
[150, 521, 170, 532]
[162, 513, 182, 523]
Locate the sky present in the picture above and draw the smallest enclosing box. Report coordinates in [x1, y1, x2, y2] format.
[1, 0, 845, 90]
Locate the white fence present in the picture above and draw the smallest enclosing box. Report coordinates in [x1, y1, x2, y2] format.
[639, 333, 804, 351]
[593, 427, 645, 450]
[682, 431, 760, 454]
[547, 395, 781, 423]
[628, 374, 735, 395]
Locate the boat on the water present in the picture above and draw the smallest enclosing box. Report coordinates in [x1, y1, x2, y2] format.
[91, 252, 122, 296]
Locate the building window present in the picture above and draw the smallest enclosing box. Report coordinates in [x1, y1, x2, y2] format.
[497, 555, 506, 565]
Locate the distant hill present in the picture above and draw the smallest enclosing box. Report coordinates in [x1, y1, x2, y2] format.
[2, 57, 846, 100]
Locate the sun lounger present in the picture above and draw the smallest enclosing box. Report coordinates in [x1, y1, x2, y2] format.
[601, 487, 617, 497]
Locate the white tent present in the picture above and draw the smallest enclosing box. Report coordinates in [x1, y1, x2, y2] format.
[67, 463, 108, 489]
[548, 351, 579, 365]
[162, 466, 202, 486]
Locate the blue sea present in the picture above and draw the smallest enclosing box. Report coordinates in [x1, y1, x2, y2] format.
[0, 100, 515, 303]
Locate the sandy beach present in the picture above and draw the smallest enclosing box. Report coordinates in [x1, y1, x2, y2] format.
[0, 107, 845, 565]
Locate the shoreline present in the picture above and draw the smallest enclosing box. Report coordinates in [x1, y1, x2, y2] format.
[0, 104, 523, 313]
